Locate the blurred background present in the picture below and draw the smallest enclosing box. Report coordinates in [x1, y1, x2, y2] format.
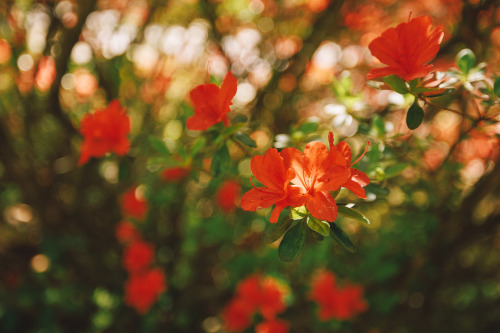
[0, 0, 500, 332]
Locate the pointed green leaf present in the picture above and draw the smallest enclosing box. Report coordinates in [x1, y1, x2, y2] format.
[406, 99, 424, 130]
[299, 122, 319, 134]
[384, 75, 409, 94]
[307, 217, 331, 237]
[290, 206, 307, 220]
[190, 136, 206, 157]
[231, 114, 248, 124]
[457, 49, 476, 74]
[210, 144, 230, 177]
[365, 183, 390, 197]
[263, 217, 293, 244]
[494, 77, 500, 97]
[278, 221, 306, 262]
[329, 222, 356, 253]
[234, 132, 257, 148]
[385, 163, 409, 178]
[221, 123, 245, 137]
[337, 206, 370, 225]
[148, 136, 170, 156]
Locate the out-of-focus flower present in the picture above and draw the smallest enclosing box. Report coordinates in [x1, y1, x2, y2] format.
[255, 319, 290, 333]
[34, 56, 56, 92]
[115, 221, 140, 244]
[124, 268, 166, 314]
[0, 39, 12, 64]
[122, 240, 154, 273]
[310, 270, 367, 321]
[367, 16, 444, 82]
[240, 148, 302, 223]
[160, 166, 190, 182]
[223, 274, 289, 332]
[186, 71, 237, 131]
[215, 180, 241, 214]
[78, 100, 130, 165]
[120, 186, 148, 221]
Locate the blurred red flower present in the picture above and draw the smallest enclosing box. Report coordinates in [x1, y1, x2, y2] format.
[78, 100, 130, 165]
[34, 56, 56, 92]
[240, 148, 302, 223]
[115, 221, 140, 244]
[255, 319, 290, 333]
[367, 16, 444, 82]
[122, 240, 155, 273]
[215, 180, 241, 214]
[223, 274, 289, 332]
[310, 270, 367, 321]
[186, 71, 237, 131]
[124, 268, 166, 314]
[120, 187, 148, 221]
[160, 166, 190, 182]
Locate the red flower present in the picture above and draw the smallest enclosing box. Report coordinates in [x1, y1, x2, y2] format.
[222, 299, 255, 332]
[310, 270, 368, 321]
[186, 71, 237, 131]
[367, 16, 444, 82]
[160, 166, 190, 182]
[122, 240, 155, 273]
[124, 268, 166, 314]
[120, 187, 148, 221]
[240, 148, 302, 223]
[78, 100, 131, 165]
[255, 319, 290, 333]
[280, 137, 351, 222]
[216, 180, 241, 214]
[115, 221, 140, 244]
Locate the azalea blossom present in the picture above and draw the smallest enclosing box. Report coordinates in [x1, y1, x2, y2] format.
[122, 240, 155, 273]
[255, 319, 290, 333]
[115, 221, 140, 244]
[160, 166, 190, 182]
[186, 71, 237, 131]
[310, 270, 368, 321]
[215, 180, 241, 214]
[78, 99, 131, 165]
[124, 268, 166, 314]
[367, 16, 444, 82]
[240, 148, 302, 223]
[120, 186, 148, 221]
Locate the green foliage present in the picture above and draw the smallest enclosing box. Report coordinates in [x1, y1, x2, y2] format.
[406, 99, 424, 130]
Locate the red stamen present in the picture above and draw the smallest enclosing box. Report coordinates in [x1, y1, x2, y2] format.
[352, 141, 370, 166]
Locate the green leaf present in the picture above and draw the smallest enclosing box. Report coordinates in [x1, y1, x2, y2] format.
[406, 99, 424, 130]
[329, 222, 356, 253]
[263, 217, 292, 244]
[278, 221, 306, 262]
[233, 132, 257, 148]
[307, 217, 331, 237]
[338, 206, 370, 225]
[365, 183, 390, 197]
[457, 49, 476, 74]
[299, 122, 319, 134]
[383, 75, 409, 94]
[290, 206, 307, 220]
[385, 163, 409, 178]
[210, 144, 230, 177]
[148, 137, 170, 156]
[372, 115, 385, 136]
[221, 123, 245, 137]
[494, 77, 500, 97]
[231, 114, 248, 124]
[190, 136, 206, 157]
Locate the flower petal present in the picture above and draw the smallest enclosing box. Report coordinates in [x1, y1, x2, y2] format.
[305, 191, 338, 222]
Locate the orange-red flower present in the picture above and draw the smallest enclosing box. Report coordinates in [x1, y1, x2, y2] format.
[367, 16, 444, 82]
[240, 148, 302, 223]
[310, 270, 368, 321]
[78, 100, 131, 165]
[120, 187, 148, 221]
[222, 299, 254, 332]
[122, 240, 155, 273]
[186, 71, 237, 131]
[160, 166, 190, 182]
[280, 138, 351, 222]
[124, 268, 166, 314]
[115, 221, 140, 244]
[216, 180, 241, 214]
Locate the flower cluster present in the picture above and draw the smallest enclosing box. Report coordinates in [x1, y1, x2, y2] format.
[116, 188, 166, 314]
[241, 132, 369, 223]
[309, 270, 367, 321]
[367, 15, 444, 82]
[215, 180, 241, 214]
[78, 100, 131, 165]
[222, 274, 290, 332]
